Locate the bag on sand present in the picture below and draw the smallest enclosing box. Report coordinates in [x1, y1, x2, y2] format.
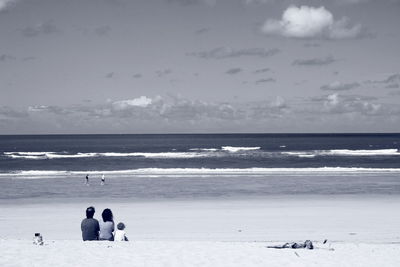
[267, 240, 314, 250]
[33, 233, 44, 246]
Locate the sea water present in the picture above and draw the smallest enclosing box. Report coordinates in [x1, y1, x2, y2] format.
[0, 134, 399, 201]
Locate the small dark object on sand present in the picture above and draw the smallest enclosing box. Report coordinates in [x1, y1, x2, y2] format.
[33, 233, 44, 246]
[267, 240, 314, 250]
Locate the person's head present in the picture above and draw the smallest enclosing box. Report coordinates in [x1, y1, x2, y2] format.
[102, 208, 113, 222]
[117, 222, 125, 230]
[86, 206, 95, 219]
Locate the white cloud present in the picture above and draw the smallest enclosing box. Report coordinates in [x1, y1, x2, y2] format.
[28, 105, 68, 115]
[262, 5, 362, 39]
[271, 96, 286, 109]
[0, 0, 16, 12]
[321, 94, 382, 115]
[112, 96, 153, 109]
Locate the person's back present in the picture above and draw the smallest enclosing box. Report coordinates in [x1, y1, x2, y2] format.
[99, 220, 114, 240]
[99, 208, 114, 241]
[81, 206, 100, 241]
[81, 218, 100, 241]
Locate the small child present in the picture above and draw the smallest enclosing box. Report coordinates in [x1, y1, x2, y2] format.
[114, 222, 128, 241]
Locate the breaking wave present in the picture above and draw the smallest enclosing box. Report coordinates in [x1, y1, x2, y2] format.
[221, 146, 261, 152]
[282, 149, 400, 158]
[3, 148, 399, 160]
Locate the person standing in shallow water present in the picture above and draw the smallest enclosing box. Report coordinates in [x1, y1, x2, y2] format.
[101, 174, 105, 185]
[85, 174, 89, 185]
[81, 206, 100, 241]
[99, 208, 114, 241]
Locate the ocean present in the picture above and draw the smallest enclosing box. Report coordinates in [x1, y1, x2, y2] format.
[1, 134, 400, 201]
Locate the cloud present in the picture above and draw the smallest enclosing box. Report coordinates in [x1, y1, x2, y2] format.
[112, 96, 153, 109]
[0, 54, 16, 62]
[255, 78, 275, 84]
[0, 106, 28, 118]
[27, 95, 290, 123]
[249, 96, 289, 119]
[0, 0, 16, 12]
[20, 20, 61, 37]
[365, 73, 400, 85]
[311, 94, 384, 116]
[253, 68, 270, 74]
[292, 56, 335, 66]
[194, 28, 210, 34]
[386, 84, 400, 89]
[156, 69, 172, 77]
[364, 73, 400, 90]
[28, 105, 69, 115]
[188, 47, 279, 59]
[225, 68, 242, 75]
[156, 98, 238, 121]
[262, 5, 363, 39]
[8, 93, 400, 133]
[105, 72, 114, 78]
[154, 96, 288, 121]
[22, 56, 36, 62]
[320, 81, 360, 91]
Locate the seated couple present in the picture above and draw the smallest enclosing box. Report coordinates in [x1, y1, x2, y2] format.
[81, 206, 128, 241]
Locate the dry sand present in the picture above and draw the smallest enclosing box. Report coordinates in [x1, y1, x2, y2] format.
[1, 195, 400, 266]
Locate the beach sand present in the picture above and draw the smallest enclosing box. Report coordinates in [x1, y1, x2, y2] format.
[1, 195, 400, 266]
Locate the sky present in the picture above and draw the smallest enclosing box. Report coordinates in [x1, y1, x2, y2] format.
[0, 0, 400, 134]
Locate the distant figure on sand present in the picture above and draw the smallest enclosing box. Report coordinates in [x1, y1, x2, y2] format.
[99, 208, 114, 241]
[114, 222, 129, 241]
[101, 174, 105, 185]
[85, 174, 89, 185]
[81, 206, 100, 241]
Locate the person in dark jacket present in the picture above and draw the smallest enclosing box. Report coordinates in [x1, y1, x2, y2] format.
[81, 206, 100, 241]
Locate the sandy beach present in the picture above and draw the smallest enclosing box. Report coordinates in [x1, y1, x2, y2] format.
[2, 240, 400, 267]
[1, 195, 400, 266]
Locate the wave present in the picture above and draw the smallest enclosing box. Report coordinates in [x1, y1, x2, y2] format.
[3, 151, 210, 159]
[282, 149, 400, 158]
[325, 149, 399, 156]
[3, 148, 399, 160]
[189, 148, 219, 152]
[221, 146, 261, 152]
[1, 167, 400, 179]
[2, 147, 262, 160]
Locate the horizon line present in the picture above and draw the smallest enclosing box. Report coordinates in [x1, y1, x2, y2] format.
[1, 132, 400, 136]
